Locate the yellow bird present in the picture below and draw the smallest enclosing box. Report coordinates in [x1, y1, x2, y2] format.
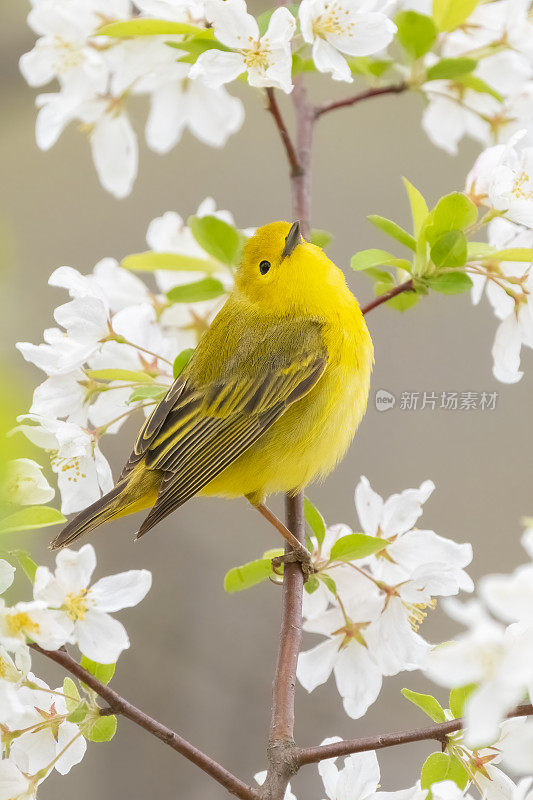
[51, 221, 373, 552]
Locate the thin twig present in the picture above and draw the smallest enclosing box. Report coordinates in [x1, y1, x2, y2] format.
[265, 88, 302, 178]
[361, 279, 414, 315]
[315, 82, 409, 118]
[30, 644, 258, 800]
[297, 703, 533, 765]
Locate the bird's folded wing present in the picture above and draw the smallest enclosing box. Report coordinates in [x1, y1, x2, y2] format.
[124, 320, 327, 537]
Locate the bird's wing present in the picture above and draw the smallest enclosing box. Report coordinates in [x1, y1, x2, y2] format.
[125, 315, 327, 537]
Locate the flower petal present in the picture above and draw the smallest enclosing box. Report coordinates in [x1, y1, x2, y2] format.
[90, 569, 152, 612]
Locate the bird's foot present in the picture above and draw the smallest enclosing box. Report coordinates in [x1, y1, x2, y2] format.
[271, 548, 315, 581]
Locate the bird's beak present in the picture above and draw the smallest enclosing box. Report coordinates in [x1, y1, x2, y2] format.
[282, 221, 301, 259]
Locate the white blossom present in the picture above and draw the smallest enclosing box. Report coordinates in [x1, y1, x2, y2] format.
[33, 544, 152, 662]
[5, 459, 55, 506]
[0, 561, 16, 595]
[190, 0, 296, 93]
[299, 0, 396, 82]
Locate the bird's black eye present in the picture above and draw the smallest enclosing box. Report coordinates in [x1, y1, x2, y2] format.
[259, 260, 271, 275]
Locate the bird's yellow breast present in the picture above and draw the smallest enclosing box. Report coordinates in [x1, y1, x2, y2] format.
[202, 292, 373, 503]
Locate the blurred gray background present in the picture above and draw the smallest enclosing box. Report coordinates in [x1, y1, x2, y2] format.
[2, 3, 532, 798]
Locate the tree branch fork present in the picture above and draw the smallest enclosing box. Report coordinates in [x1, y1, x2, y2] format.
[27, 644, 533, 800]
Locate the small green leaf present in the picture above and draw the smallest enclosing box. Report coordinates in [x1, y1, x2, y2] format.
[491, 248, 533, 262]
[401, 688, 446, 722]
[83, 713, 118, 742]
[426, 57, 477, 81]
[121, 251, 217, 273]
[9, 550, 38, 583]
[467, 242, 494, 259]
[403, 178, 429, 237]
[128, 385, 167, 404]
[430, 231, 468, 269]
[426, 193, 477, 246]
[456, 74, 503, 102]
[63, 678, 81, 714]
[304, 574, 320, 594]
[87, 369, 154, 383]
[427, 271, 473, 294]
[348, 57, 393, 78]
[351, 249, 412, 272]
[173, 348, 195, 378]
[367, 215, 417, 251]
[330, 533, 388, 562]
[432, 0, 481, 31]
[310, 229, 333, 249]
[166, 277, 225, 304]
[224, 558, 274, 592]
[387, 290, 420, 311]
[304, 496, 326, 546]
[421, 752, 469, 796]
[320, 573, 337, 595]
[80, 657, 116, 685]
[0, 506, 66, 535]
[188, 215, 241, 265]
[449, 684, 476, 718]
[395, 11, 437, 59]
[97, 19, 213, 37]
[365, 267, 395, 283]
[67, 702, 88, 724]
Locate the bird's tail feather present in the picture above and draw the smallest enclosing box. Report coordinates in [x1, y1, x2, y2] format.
[50, 483, 127, 550]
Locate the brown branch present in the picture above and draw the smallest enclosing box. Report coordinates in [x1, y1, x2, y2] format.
[30, 644, 258, 800]
[315, 82, 409, 118]
[361, 279, 414, 315]
[297, 703, 533, 766]
[266, 88, 302, 178]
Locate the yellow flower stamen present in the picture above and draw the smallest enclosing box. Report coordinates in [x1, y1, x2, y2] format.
[63, 590, 89, 621]
[6, 612, 40, 638]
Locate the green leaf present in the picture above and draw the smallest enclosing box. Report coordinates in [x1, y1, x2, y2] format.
[387, 289, 421, 311]
[403, 178, 429, 237]
[67, 702, 88, 724]
[97, 19, 214, 37]
[128, 385, 167, 404]
[330, 533, 388, 562]
[426, 57, 477, 81]
[430, 231, 468, 269]
[188, 215, 240, 265]
[348, 57, 393, 78]
[63, 678, 81, 714]
[304, 496, 326, 546]
[365, 267, 395, 283]
[421, 752, 469, 796]
[83, 713, 118, 743]
[351, 249, 412, 272]
[427, 271, 473, 294]
[0, 506, 66, 535]
[395, 11, 437, 59]
[310, 229, 333, 249]
[9, 550, 38, 583]
[491, 248, 533, 262]
[456, 74, 503, 102]
[467, 242, 494, 259]
[401, 688, 446, 722]
[304, 574, 320, 594]
[121, 251, 217, 273]
[449, 684, 476, 718]
[320, 574, 337, 595]
[80, 657, 116, 685]
[432, 0, 481, 31]
[367, 215, 417, 251]
[224, 558, 274, 593]
[166, 277, 225, 304]
[172, 38, 231, 63]
[173, 348, 195, 378]
[426, 193, 477, 246]
[86, 369, 154, 383]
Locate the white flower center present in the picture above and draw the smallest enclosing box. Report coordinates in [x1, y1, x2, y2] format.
[512, 170, 533, 200]
[5, 611, 40, 638]
[52, 455, 87, 484]
[50, 37, 85, 73]
[404, 599, 437, 631]
[243, 46, 269, 71]
[63, 589, 90, 621]
[313, 2, 353, 38]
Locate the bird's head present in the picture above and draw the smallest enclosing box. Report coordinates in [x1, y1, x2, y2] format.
[234, 221, 354, 316]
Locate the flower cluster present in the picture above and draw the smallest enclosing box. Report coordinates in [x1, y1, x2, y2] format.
[0, 545, 151, 799]
[466, 134, 533, 383]
[296, 477, 473, 718]
[424, 520, 533, 773]
[15, 198, 238, 514]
